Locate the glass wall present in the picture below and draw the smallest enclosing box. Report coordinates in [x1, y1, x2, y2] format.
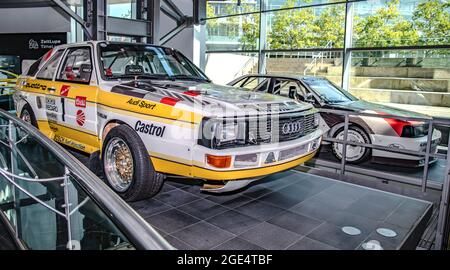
[107, 0, 137, 19]
[204, 0, 450, 118]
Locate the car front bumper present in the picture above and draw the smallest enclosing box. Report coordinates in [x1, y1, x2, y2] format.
[370, 129, 442, 167]
[151, 129, 323, 181]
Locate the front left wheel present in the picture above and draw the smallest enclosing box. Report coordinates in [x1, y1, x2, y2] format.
[102, 124, 164, 201]
[20, 104, 38, 127]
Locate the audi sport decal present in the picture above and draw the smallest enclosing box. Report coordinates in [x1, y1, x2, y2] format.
[76, 110, 85, 126]
[60, 85, 70, 97]
[127, 98, 157, 110]
[135, 120, 166, 138]
[75, 96, 87, 108]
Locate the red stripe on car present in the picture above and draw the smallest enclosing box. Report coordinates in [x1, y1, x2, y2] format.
[183, 90, 201, 97]
[160, 97, 181, 106]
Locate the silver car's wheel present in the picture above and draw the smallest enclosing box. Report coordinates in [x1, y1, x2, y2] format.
[104, 137, 134, 192]
[332, 127, 370, 163]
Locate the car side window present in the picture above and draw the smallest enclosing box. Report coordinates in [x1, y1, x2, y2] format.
[35, 50, 64, 80]
[238, 77, 270, 92]
[58, 47, 92, 83]
[26, 57, 44, 76]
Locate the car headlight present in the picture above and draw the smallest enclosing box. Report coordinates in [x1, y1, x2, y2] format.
[314, 113, 320, 128]
[216, 123, 239, 142]
[199, 118, 246, 149]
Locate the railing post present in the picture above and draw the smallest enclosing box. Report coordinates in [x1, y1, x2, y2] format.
[8, 120, 21, 239]
[435, 131, 450, 250]
[62, 167, 73, 250]
[421, 120, 434, 192]
[340, 114, 350, 179]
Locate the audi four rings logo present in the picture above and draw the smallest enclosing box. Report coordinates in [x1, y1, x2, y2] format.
[282, 120, 302, 135]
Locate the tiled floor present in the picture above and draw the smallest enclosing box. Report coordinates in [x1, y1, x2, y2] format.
[130, 170, 433, 250]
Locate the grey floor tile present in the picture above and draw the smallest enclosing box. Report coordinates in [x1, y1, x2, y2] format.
[146, 209, 200, 234]
[206, 210, 261, 235]
[357, 193, 404, 210]
[322, 183, 369, 202]
[290, 200, 339, 222]
[235, 200, 284, 221]
[171, 221, 234, 250]
[156, 189, 201, 207]
[178, 199, 229, 220]
[206, 193, 254, 209]
[304, 190, 358, 210]
[287, 237, 339, 250]
[130, 198, 172, 218]
[239, 222, 302, 250]
[159, 183, 178, 194]
[242, 186, 277, 199]
[257, 185, 317, 209]
[267, 211, 322, 235]
[163, 235, 195, 250]
[345, 200, 394, 221]
[212, 237, 265, 250]
[307, 222, 368, 250]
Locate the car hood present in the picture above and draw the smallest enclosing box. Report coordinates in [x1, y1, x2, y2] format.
[104, 80, 313, 117]
[326, 100, 429, 119]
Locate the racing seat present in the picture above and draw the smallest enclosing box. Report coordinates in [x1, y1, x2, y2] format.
[79, 64, 92, 82]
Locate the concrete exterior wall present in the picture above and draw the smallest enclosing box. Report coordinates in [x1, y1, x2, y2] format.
[0, 7, 70, 34]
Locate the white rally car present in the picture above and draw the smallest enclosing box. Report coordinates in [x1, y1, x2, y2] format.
[13, 41, 322, 201]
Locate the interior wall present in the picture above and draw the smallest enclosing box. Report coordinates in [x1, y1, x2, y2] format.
[0, 7, 70, 34]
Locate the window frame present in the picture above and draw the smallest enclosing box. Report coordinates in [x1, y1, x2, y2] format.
[35, 49, 66, 81]
[56, 46, 94, 85]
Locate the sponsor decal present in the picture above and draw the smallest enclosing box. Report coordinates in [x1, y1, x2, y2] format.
[54, 135, 86, 151]
[75, 96, 87, 108]
[76, 110, 85, 126]
[126, 98, 156, 110]
[135, 120, 166, 138]
[45, 98, 58, 112]
[25, 82, 47, 91]
[97, 112, 107, 119]
[60, 85, 70, 97]
[46, 112, 58, 122]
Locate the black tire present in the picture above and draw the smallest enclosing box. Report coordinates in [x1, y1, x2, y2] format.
[331, 125, 371, 164]
[20, 104, 38, 128]
[102, 124, 164, 201]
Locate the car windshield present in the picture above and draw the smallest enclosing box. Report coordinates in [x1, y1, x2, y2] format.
[98, 43, 209, 82]
[302, 78, 358, 104]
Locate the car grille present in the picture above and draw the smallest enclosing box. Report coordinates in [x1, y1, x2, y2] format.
[248, 112, 317, 144]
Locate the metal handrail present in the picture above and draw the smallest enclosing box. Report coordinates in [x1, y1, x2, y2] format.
[0, 109, 173, 250]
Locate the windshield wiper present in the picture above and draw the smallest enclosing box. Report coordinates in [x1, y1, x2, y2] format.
[169, 74, 209, 82]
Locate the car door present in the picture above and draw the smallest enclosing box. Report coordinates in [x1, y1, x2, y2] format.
[52, 46, 100, 154]
[31, 49, 66, 131]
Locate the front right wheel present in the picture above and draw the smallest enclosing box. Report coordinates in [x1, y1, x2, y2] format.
[331, 125, 371, 164]
[102, 124, 164, 201]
